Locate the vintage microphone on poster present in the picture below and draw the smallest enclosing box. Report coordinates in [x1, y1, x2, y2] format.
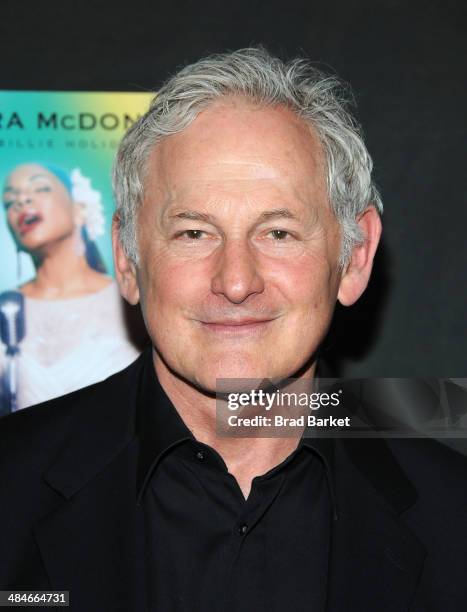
[0, 291, 25, 416]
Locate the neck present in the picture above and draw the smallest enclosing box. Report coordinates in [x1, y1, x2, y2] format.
[153, 349, 316, 498]
[26, 231, 99, 299]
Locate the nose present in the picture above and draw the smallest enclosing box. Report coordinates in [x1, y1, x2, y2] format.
[12, 193, 32, 211]
[211, 239, 265, 304]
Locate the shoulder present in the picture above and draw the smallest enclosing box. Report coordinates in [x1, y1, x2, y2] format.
[386, 437, 467, 494]
[384, 440, 467, 601]
[0, 352, 145, 472]
[342, 435, 467, 483]
[17, 281, 34, 295]
[82, 271, 114, 294]
[340, 435, 467, 519]
[384, 438, 467, 542]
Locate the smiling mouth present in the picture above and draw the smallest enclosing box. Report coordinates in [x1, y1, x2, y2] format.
[199, 318, 276, 335]
[17, 212, 43, 235]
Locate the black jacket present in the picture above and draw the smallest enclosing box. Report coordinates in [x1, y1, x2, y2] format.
[1, 352, 467, 611]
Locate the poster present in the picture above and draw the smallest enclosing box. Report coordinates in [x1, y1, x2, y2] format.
[0, 92, 153, 415]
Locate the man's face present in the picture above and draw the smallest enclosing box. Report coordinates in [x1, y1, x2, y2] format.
[131, 100, 346, 391]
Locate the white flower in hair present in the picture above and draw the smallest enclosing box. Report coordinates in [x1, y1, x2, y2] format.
[70, 168, 106, 241]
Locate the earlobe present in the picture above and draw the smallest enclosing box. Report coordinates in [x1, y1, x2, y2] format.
[72, 201, 86, 227]
[337, 206, 382, 307]
[111, 215, 140, 306]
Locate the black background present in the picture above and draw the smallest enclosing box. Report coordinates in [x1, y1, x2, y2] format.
[1, 0, 466, 379]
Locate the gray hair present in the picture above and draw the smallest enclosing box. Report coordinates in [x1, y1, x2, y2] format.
[113, 47, 383, 267]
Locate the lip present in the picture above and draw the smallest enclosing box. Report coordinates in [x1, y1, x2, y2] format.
[17, 211, 43, 236]
[199, 318, 276, 335]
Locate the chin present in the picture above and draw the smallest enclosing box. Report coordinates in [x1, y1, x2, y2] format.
[190, 354, 287, 394]
[18, 235, 48, 253]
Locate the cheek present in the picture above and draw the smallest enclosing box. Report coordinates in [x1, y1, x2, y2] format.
[138, 243, 339, 338]
[56, 206, 75, 229]
[42, 196, 75, 226]
[139, 252, 208, 323]
[265, 253, 337, 313]
[6, 209, 17, 230]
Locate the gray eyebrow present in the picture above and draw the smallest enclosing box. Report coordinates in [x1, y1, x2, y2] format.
[256, 208, 298, 221]
[170, 211, 216, 223]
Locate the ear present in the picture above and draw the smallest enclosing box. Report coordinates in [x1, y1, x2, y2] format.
[337, 206, 382, 306]
[72, 201, 86, 227]
[112, 214, 140, 305]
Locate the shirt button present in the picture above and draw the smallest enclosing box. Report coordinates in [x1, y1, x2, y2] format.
[238, 524, 248, 535]
[196, 450, 205, 460]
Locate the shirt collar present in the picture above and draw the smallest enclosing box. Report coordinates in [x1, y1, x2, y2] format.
[135, 347, 337, 517]
[135, 348, 194, 504]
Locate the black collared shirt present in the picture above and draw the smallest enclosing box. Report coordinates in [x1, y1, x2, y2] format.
[135, 350, 336, 612]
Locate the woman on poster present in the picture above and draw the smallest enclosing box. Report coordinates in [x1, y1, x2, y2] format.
[0, 162, 142, 414]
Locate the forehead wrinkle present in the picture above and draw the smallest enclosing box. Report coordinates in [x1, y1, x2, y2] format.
[164, 153, 316, 189]
[147, 168, 328, 232]
[154, 119, 324, 188]
[159, 172, 311, 206]
[157, 176, 320, 229]
[165, 203, 309, 229]
[186, 158, 294, 182]
[144, 108, 329, 225]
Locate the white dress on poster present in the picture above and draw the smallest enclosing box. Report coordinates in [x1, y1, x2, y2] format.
[0, 281, 140, 410]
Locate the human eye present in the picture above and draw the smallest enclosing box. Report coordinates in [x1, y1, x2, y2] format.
[268, 229, 294, 241]
[175, 229, 208, 240]
[255, 226, 304, 256]
[3, 199, 15, 210]
[35, 185, 51, 193]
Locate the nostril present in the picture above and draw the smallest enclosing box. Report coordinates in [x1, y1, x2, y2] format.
[16, 197, 31, 209]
